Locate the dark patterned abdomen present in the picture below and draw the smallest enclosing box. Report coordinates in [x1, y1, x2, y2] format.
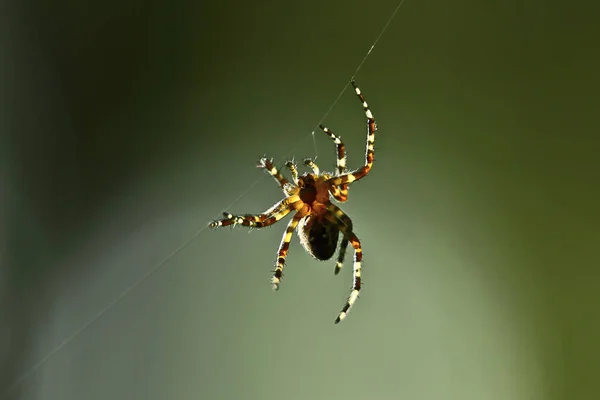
[298, 216, 340, 261]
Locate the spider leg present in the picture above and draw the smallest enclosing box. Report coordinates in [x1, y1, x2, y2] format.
[326, 81, 376, 187]
[271, 213, 303, 290]
[335, 231, 362, 324]
[326, 203, 353, 275]
[303, 158, 320, 175]
[257, 157, 289, 191]
[324, 205, 362, 324]
[285, 161, 299, 185]
[327, 180, 343, 201]
[318, 124, 349, 202]
[209, 196, 301, 228]
[335, 238, 349, 275]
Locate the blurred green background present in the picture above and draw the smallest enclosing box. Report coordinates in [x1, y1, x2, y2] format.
[1, 0, 599, 399]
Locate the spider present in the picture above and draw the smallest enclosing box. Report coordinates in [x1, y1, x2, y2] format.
[209, 81, 376, 324]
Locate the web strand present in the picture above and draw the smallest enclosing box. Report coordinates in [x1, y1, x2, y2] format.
[0, 1, 407, 397]
[311, 0, 407, 136]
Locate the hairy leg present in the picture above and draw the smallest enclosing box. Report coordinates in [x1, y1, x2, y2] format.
[318, 124, 349, 202]
[327, 81, 376, 187]
[271, 213, 303, 290]
[209, 196, 301, 228]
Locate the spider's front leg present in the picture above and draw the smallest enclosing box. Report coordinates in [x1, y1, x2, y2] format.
[209, 196, 300, 228]
[257, 157, 289, 191]
[318, 124, 349, 202]
[303, 158, 320, 175]
[327, 81, 376, 187]
[285, 161, 300, 185]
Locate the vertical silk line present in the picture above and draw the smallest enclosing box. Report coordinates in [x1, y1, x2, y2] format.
[311, 130, 319, 162]
[0, 0, 408, 397]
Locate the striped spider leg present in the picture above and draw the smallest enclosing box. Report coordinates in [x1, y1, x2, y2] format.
[209, 195, 301, 229]
[325, 203, 362, 324]
[326, 81, 377, 188]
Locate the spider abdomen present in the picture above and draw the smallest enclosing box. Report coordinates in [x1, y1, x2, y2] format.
[298, 215, 340, 261]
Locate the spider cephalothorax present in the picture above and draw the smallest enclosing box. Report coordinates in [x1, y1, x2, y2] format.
[210, 81, 376, 323]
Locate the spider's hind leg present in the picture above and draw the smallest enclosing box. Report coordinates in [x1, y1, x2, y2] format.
[335, 238, 349, 275]
[271, 213, 303, 290]
[325, 203, 361, 323]
[334, 230, 362, 324]
[326, 203, 353, 275]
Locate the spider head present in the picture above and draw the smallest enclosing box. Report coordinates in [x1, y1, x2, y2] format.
[297, 174, 317, 204]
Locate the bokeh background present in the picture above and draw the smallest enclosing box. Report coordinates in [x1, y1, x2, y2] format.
[2, 0, 599, 399]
